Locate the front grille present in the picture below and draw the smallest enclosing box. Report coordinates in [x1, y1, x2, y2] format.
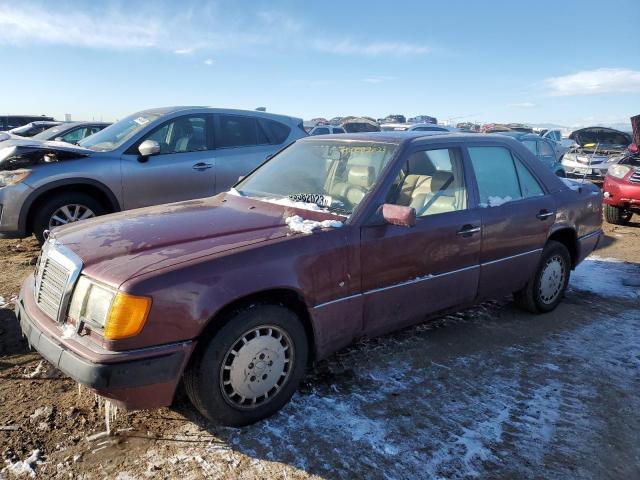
[36, 256, 70, 320]
[629, 169, 640, 183]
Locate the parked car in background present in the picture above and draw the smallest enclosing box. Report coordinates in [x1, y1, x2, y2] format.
[0, 115, 54, 131]
[9, 121, 62, 137]
[561, 127, 632, 180]
[380, 123, 456, 132]
[381, 114, 406, 124]
[340, 116, 380, 133]
[495, 131, 566, 177]
[17, 131, 602, 426]
[309, 125, 346, 135]
[602, 144, 640, 225]
[408, 115, 438, 124]
[30, 121, 111, 144]
[329, 117, 344, 125]
[0, 106, 305, 242]
[538, 129, 575, 158]
[506, 123, 533, 133]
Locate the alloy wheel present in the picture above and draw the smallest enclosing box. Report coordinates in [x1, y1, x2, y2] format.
[48, 204, 96, 229]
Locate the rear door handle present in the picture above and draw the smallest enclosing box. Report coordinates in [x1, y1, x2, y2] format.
[457, 224, 481, 236]
[193, 162, 213, 171]
[536, 209, 555, 220]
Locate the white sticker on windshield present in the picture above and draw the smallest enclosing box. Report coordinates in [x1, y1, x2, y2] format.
[133, 117, 150, 126]
[288, 193, 333, 207]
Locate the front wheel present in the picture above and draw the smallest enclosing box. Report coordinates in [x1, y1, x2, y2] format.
[184, 304, 308, 426]
[604, 204, 632, 225]
[514, 240, 571, 313]
[32, 193, 106, 243]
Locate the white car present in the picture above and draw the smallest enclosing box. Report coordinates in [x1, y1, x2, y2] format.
[561, 127, 631, 179]
[308, 125, 346, 135]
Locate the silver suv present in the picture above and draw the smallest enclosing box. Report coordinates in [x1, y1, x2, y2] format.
[0, 106, 306, 242]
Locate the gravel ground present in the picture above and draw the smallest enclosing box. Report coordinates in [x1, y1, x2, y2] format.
[0, 221, 639, 479]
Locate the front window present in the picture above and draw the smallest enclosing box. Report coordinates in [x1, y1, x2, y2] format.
[386, 148, 467, 217]
[235, 140, 398, 214]
[79, 113, 162, 151]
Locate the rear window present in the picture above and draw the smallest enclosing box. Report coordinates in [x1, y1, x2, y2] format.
[217, 115, 257, 148]
[259, 118, 291, 144]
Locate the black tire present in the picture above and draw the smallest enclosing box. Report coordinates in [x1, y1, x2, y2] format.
[184, 304, 308, 426]
[32, 192, 106, 244]
[604, 204, 632, 225]
[514, 240, 571, 313]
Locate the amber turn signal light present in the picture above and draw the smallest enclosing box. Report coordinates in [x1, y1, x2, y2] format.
[104, 292, 152, 340]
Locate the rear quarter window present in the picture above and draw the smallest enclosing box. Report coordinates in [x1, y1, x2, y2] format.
[258, 118, 291, 145]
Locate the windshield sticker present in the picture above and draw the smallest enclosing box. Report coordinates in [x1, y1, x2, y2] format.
[288, 193, 333, 207]
[133, 117, 150, 126]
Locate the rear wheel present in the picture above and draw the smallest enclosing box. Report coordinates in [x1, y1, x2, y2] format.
[32, 193, 106, 244]
[604, 204, 632, 225]
[184, 304, 308, 426]
[514, 240, 571, 313]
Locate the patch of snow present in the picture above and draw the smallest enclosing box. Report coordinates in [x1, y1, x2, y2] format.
[61, 323, 76, 339]
[570, 256, 640, 299]
[262, 197, 330, 212]
[285, 215, 343, 234]
[3, 449, 41, 477]
[0, 296, 5, 308]
[479, 196, 513, 208]
[24, 361, 44, 379]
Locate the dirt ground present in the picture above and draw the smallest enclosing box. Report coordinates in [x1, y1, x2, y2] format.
[1, 220, 639, 479]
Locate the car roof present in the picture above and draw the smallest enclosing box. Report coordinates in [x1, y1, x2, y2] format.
[137, 106, 301, 122]
[299, 131, 497, 145]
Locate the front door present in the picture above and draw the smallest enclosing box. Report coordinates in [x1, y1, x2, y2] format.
[121, 114, 216, 209]
[466, 145, 555, 299]
[360, 146, 482, 337]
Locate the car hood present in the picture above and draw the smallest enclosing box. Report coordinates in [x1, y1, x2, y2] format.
[0, 141, 93, 170]
[50, 193, 344, 287]
[569, 127, 631, 149]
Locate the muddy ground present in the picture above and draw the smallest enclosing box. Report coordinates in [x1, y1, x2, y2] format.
[1, 221, 639, 479]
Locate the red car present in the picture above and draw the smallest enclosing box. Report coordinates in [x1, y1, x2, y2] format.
[603, 144, 640, 225]
[17, 132, 603, 426]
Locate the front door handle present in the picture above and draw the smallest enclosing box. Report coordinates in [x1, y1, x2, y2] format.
[193, 162, 213, 171]
[457, 224, 481, 236]
[536, 209, 555, 220]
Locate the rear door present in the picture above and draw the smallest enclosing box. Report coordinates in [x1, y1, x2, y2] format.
[120, 114, 216, 209]
[360, 145, 482, 336]
[213, 114, 290, 192]
[466, 145, 555, 299]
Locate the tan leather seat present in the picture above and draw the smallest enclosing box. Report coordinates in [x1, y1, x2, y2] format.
[398, 171, 457, 216]
[397, 174, 432, 205]
[329, 165, 375, 208]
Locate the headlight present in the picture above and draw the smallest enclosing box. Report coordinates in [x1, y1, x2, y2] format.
[0, 169, 31, 187]
[607, 164, 632, 179]
[68, 276, 151, 340]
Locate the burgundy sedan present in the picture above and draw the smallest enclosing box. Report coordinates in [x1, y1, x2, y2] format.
[16, 132, 603, 425]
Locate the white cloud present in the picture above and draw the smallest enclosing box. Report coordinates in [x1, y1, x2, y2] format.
[314, 39, 431, 57]
[508, 102, 535, 108]
[362, 76, 398, 84]
[174, 47, 194, 55]
[203, 58, 214, 66]
[544, 68, 640, 96]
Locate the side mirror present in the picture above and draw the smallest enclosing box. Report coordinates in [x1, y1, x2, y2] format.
[381, 204, 416, 227]
[138, 139, 160, 158]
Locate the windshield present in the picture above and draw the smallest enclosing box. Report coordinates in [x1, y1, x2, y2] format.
[79, 112, 161, 151]
[235, 140, 398, 215]
[32, 125, 65, 140]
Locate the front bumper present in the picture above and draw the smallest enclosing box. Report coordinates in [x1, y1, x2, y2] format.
[0, 182, 32, 238]
[603, 176, 640, 211]
[16, 276, 194, 409]
[561, 157, 610, 179]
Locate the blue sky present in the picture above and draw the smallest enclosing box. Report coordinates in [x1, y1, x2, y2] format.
[1, 0, 639, 127]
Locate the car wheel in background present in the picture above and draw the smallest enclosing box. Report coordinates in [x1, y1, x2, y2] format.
[514, 240, 571, 313]
[184, 304, 309, 426]
[32, 192, 106, 244]
[604, 204, 632, 225]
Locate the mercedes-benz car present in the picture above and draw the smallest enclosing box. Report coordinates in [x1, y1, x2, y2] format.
[17, 132, 602, 426]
